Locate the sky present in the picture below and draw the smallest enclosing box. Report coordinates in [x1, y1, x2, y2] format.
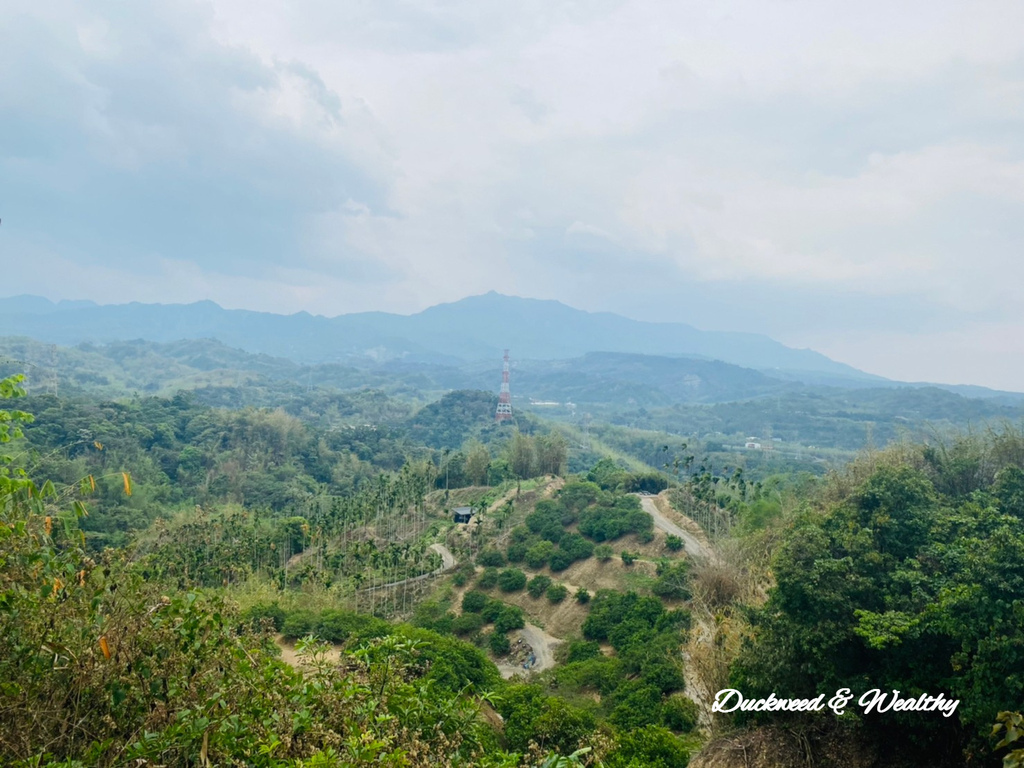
[3, 1, 1024, 390]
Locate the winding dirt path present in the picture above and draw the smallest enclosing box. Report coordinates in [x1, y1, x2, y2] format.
[638, 493, 720, 729]
[639, 495, 711, 560]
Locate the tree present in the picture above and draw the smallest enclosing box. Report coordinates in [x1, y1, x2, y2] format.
[498, 568, 527, 592]
[507, 431, 537, 480]
[464, 440, 491, 486]
[535, 432, 569, 476]
[546, 583, 569, 603]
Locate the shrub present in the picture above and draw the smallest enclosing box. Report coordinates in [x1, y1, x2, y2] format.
[506, 541, 528, 563]
[546, 583, 569, 603]
[488, 631, 511, 656]
[594, 543, 614, 561]
[548, 549, 574, 572]
[481, 599, 504, 623]
[609, 682, 663, 730]
[526, 499, 566, 542]
[527, 574, 553, 598]
[477, 566, 499, 589]
[652, 562, 690, 600]
[452, 612, 485, 636]
[636, 528, 655, 544]
[525, 540, 555, 569]
[462, 590, 489, 613]
[240, 602, 286, 632]
[606, 724, 690, 768]
[498, 568, 527, 592]
[575, 587, 591, 604]
[665, 534, 684, 552]
[567, 639, 602, 663]
[558, 532, 594, 561]
[477, 548, 506, 567]
[281, 610, 317, 639]
[620, 551, 636, 566]
[494, 605, 526, 633]
[662, 694, 700, 733]
[413, 601, 454, 634]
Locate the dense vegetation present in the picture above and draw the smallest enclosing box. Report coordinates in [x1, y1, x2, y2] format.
[5, 346, 1024, 767]
[727, 435, 1024, 765]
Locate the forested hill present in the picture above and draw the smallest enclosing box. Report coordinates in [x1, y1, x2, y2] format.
[4, 336, 1024, 458]
[0, 292, 868, 378]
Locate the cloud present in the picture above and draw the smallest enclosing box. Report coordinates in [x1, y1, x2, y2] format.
[3, 0, 1024, 387]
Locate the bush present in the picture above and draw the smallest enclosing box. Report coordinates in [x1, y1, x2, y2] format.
[578, 494, 653, 541]
[412, 601, 454, 634]
[524, 540, 555, 569]
[567, 639, 602, 663]
[595, 543, 614, 561]
[240, 602, 286, 632]
[652, 562, 690, 600]
[664, 534, 684, 552]
[462, 590, 489, 613]
[662, 694, 700, 733]
[548, 549, 574, 572]
[476, 548, 506, 567]
[452, 612, 485, 636]
[281, 610, 317, 639]
[494, 605, 526, 633]
[575, 587, 591, 604]
[497, 568, 527, 592]
[477, 566, 499, 589]
[506, 541, 528, 563]
[609, 682, 663, 730]
[606, 724, 690, 768]
[621, 551, 636, 566]
[546, 583, 569, 603]
[488, 631, 511, 656]
[636, 528, 655, 544]
[526, 499, 566, 542]
[481, 599, 504, 623]
[558, 532, 594, 561]
[527, 574, 553, 598]
[316, 609, 355, 643]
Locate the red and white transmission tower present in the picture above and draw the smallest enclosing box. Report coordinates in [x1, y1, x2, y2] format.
[495, 349, 513, 422]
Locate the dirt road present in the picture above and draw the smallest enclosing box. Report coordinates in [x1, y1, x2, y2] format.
[428, 542, 456, 571]
[638, 495, 714, 561]
[363, 542, 457, 591]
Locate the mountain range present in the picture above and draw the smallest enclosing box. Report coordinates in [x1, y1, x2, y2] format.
[0, 292, 873, 378]
[2, 293, 1021, 405]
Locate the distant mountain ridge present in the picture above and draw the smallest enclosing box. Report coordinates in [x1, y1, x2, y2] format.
[0, 292, 875, 381]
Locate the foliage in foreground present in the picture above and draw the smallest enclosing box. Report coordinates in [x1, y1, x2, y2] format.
[733, 434, 1024, 765]
[0, 376, 598, 767]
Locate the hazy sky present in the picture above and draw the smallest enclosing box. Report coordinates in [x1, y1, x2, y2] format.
[3, 1, 1024, 389]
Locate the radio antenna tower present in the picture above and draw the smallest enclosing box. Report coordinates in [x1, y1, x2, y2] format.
[495, 349, 513, 423]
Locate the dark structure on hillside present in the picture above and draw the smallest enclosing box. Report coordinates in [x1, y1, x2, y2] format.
[453, 506, 474, 524]
[495, 349, 513, 422]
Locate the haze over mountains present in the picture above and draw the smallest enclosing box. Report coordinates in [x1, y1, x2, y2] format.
[0, 292, 873, 378]
[2, 293, 1022, 407]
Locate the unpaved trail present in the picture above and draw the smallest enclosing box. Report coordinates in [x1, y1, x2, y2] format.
[639, 495, 715, 561]
[638, 493, 720, 729]
[497, 623, 563, 679]
[428, 542, 456, 571]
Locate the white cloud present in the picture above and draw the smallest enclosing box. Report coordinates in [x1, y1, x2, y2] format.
[4, 0, 1024, 387]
